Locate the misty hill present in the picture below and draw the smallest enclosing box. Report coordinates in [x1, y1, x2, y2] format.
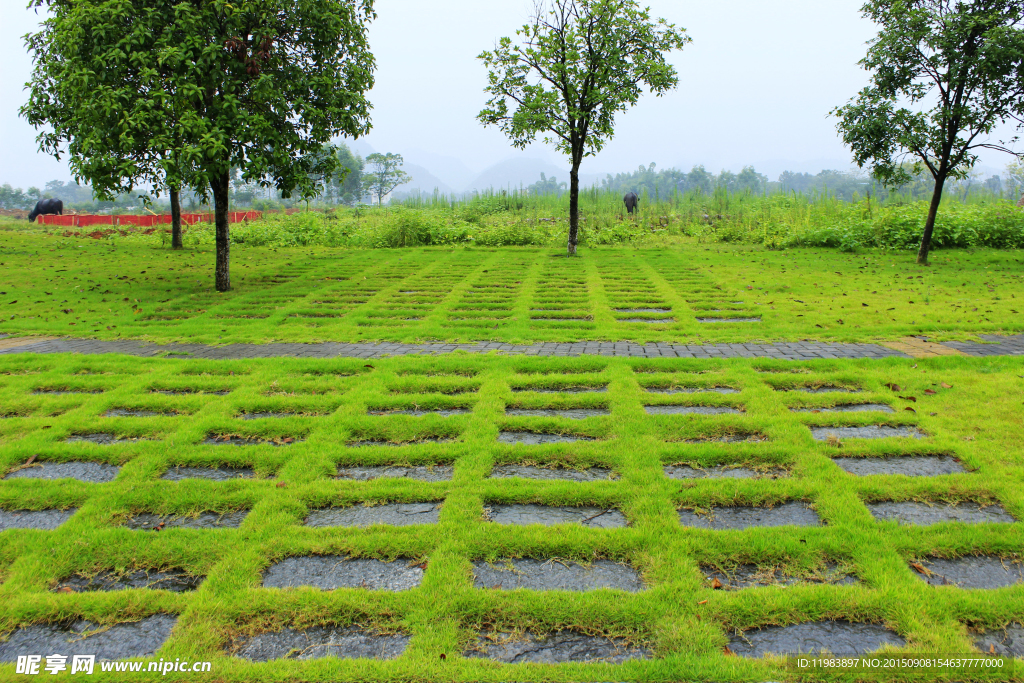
[465, 158, 602, 193]
[394, 164, 457, 197]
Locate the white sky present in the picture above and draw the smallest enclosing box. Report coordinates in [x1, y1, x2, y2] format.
[1, 0, 1016, 190]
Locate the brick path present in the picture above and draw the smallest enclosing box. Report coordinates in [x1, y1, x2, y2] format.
[1, 334, 1021, 360]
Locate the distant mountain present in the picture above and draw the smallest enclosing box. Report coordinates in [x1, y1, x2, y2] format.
[390, 163, 457, 198]
[402, 149, 478, 191]
[465, 158, 602, 192]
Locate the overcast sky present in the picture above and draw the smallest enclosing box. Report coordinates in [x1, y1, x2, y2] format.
[1, 0, 1016, 190]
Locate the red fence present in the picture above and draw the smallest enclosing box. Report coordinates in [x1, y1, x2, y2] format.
[37, 211, 261, 227]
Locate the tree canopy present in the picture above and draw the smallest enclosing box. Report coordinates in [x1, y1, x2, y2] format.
[833, 0, 1024, 264]
[361, 153, 411, 205]
[22, 0, 377, 289]
[478, 0, 689, 255]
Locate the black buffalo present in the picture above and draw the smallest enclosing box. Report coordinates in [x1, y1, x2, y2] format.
[623, 192, 639, 215]
[28, 198, 64, 222]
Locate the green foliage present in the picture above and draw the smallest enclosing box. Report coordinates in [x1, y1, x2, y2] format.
[361, 153, 412, 206]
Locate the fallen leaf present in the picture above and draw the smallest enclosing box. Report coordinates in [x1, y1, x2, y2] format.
[924, 389, 936, 395]
[276, 482, 287, 488]
[697, 599, 708, 605]
[794, 299, 804, 303]
[862, 303, 868, 307]
[58, 586, 73, 593]
[899, 395, 917, 402]
[990, 645, 996, 655]
[711, 578, 723, 589]
[25, 455, 36, 466]
[910, 562, 934, 577]
[964, 435, 976, 441]
[905, 406, 916, 412]
[941, 382, 953, 389]
[723, 645, 735, 657]
[439, 653, 446, 660]
[885, 383, 901, 392]
[930, 412, 938, 416]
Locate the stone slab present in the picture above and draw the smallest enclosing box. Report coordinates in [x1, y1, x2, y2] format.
[201, 435, 293, 447]
[369, 409, 469, 417]
[697, 317, 761, 323]
[498, 431, 594, 445]
[911, 556, 1024, 589]
[647, 387, 738, 394]
[490, 465, 612, 482]
[304, 503, 441, 528]
[336, 465, 453, 482]
[511, 385, 608, 393]
[974, 623, 1024, 657]
[0, 508, 76, 531]
[465, 630, 649, 664]
[728, 621, 905, 657]
[124, 511, 248, 530]
[506, 408, 609, 419]
[665, 465, 786, 480]
[4, 461, 120, 483]
[0, 615, 177, 662]
[684, 433, 767, 444]
[866, 501, 1016, 525]
[262, 555, 423, 591]
[56, 569, 202, 593]
[794, 404, 894, 413]
[646, 405, 742, 415]
[161, 466, 255, 481]
[784, 386, 861, 393]
[104, 409, 175, 418]
[704, 562, 856, 589]
[65, 433, 145, 445]
[240, 412, 300, 420]
[679, 502, 820, 530]
[348, 438, 453, 448]
[234, 626, 409, 661]
[487, 504, 626, 528]
[811, 426, 925, 440]
[834, 456, 967, 477]
[473, 558, 643, 592]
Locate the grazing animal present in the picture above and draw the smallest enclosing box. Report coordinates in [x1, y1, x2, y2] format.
[28, 198, 63, 222]
[623, 192, 639, 215]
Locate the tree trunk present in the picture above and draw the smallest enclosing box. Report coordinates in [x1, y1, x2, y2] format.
[567, 165, 580, 256]
[170, 185, 183, 250]
[917, 173, 947, 265]
[211, 170, 231, 291]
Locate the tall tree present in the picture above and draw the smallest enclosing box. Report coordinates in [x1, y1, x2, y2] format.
[478, 0, 688, 256]
[361, 153, 411, 205]
[833, 0, 1024, 265]
[23, 0, 376, 290]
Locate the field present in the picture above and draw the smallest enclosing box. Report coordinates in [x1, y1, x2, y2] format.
[1, 212, 1023, 682]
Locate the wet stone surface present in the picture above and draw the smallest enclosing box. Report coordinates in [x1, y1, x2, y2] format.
[66, 433, 145, 445]
[125, 511, 248, 530]
[512, 385, 608, 393]
[4, 461, 120, 483]
[202, 435, 291, 447]
[684, 433, 767, 444]
[490, 465, 613, 482]
[834, 455, 967, 477]
[347, 438, 453, 448]
[465, 630, 649, 664]
[618, 318, 675, 323]
[646, 405, 741, 415]
[263, 555, 423, 591]
[794, 404, 894, 413]
[234, 626, 410, 661]
[697, 317, 761, 323]
[473, 558, 643, 592]
[33, 388, 103, 395]
[704, 562, 857, 589]
[498, 431, 594, 445]
[614, 307, 671, 313]
[240, 412, 300, 420]
[104, 408, 174, 418]
[679, 502, 820, 530]
[728, 621, 905, 657]
[151, 388, 229, 396]
[161, 466, 255, 481]
[369, 408, 469, 417]
[811, 425, 925, 440]
[974, 623, 1024, 657]
[0, 615, 178, 662]
[664, 465, 786, 480]
[506, 408, 609, 419]
[335, 465, 453, 482]
[785, 386, 861, 393]
[487, 504, 626, 528]
[647, 386, 738, 394]
[305, 503, 441, 528]
[0, 508, 76, 531]
[866, 502, 1016, 525]
[911, 556, 1024, 588]
[56, 569, 203, 593]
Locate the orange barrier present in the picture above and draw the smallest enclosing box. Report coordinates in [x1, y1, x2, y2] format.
[37, 211, 261, 227]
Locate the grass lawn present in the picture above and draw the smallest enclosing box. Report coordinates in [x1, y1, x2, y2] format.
[1, 227, 1022, 345]
[1, 351, 1022, 681]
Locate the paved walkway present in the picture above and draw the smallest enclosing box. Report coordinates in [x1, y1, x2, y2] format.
[0, 333, 1020, 360]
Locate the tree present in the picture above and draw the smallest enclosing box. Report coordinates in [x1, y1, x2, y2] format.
[361, 153, 411, 205]
[478, 0, 688, 256]
[528, 172, 567, 196]
[23, 0, 376, 290]
[331, 144, 365, 205]
[833, 0, 1024, 265]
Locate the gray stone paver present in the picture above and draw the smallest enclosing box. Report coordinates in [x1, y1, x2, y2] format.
[0, 337, 920, 359]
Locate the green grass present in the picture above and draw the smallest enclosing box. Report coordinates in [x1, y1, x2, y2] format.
[1, 227, 1021, 345]
[1, 352, 1022, 681]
